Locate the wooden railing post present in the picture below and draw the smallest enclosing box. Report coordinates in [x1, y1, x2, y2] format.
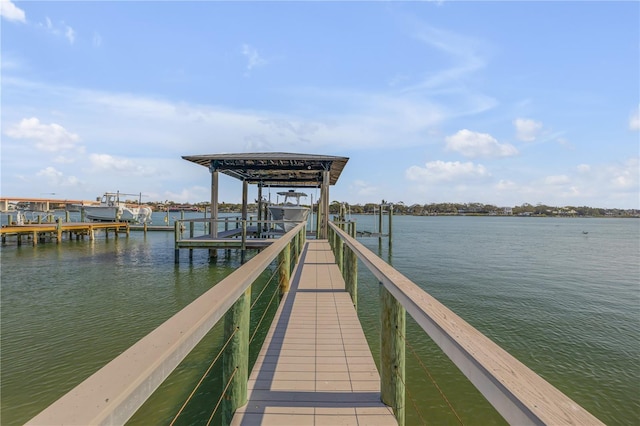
[222, 286, 250, 424]
[345, 221, 357, 307]
[279, 242, 291, 296]
[336, 231, 343, 273]
[291, 232, 299, 267]
[380, 284, 405, 426]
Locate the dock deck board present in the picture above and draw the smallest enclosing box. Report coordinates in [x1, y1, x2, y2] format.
[231, 240, 397, 426]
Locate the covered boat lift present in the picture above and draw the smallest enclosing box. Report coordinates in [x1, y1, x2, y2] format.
[181, 152, 349, 239]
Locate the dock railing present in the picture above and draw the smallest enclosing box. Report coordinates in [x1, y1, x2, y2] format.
[27, 222, 306, 426]
[328, 221, 604, 426]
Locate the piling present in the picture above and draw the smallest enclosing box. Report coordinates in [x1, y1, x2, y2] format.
[336, 229, 343, 273]
[174, 221, 180, 263]
[278, 242, 291, 296]
[56, 218, 62, 243]
[380, 285, 406, 426]
[222, 287, 250, 425]
[241, 220, 247, 264]
[345, 221, 358, 307]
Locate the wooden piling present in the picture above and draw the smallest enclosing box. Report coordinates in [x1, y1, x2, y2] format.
[174, 221, 180, 263]
[241, 220, 247, 264]
[222, 286, 250, 425]
[291, 232, 299, 268]
[388, 204, 393, 249]
[336, 231, 343, 273]
[56, 218, 62, 243]
[380, 285, 405, 426]
[278, 242, 291, 296]
[189, 222, 194, 260]
[345, 221, 358, 307]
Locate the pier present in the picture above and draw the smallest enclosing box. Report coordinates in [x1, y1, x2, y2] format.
[0, 220, 129, 245]
[25, 220, 604, 426]
[24, 153, 604, 425]
[0, 196, 97, 212]
[231, 238, 396, 425]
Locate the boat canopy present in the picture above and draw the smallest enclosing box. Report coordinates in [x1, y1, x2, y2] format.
[181, 152, 349, 188]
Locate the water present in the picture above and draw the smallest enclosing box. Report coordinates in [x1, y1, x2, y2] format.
[1, 213, 638, 425]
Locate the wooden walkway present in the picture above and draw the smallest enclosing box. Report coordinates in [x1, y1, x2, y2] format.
[232, 240, 397, 425]
[0, 222, 129, 245]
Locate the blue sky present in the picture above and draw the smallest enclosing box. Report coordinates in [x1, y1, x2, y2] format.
[1, 1, 638, 208]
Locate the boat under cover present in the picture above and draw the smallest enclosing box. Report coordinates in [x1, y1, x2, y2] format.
[268, 190, 310, 232]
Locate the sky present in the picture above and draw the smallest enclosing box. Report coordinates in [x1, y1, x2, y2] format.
[1, 1, 638, 209]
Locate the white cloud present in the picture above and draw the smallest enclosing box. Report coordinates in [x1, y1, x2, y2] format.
[405, 160, 490, 183]
[495, 159, 640, 208]
[445, 129, 518, 158]
[0, 0, 26, 23]
[38, 17, 76, 44]
[409, 25, 487, 91]
[577, 164, 591, 173]
[36, 167, 80, 186]
[88, 154, 156, 177]
[350, 179, 378, 197]
[65, 26, 76, 44]
[5, 117, 81, 152]
[241, 44, 267, 73]
[630, 105, 640, 131]
[495, 179, 517, 190]
[544, 175, 571, 185]
[608, 157, 639, 189]
[37, 166, 63, 180]
[514, 118, 543, 142]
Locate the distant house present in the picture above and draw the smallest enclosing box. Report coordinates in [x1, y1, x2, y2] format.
[503, 207, 513, 215]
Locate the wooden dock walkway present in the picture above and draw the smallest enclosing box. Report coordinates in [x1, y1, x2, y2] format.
[0, 221, 129, 245]
[232, 240, 396, 425]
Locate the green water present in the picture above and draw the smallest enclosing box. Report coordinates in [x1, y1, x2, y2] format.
[1, 214, 638, 425]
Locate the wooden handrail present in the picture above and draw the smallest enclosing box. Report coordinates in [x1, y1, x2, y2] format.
[27, 222, 306, 426]
[328, 222, 604, 426]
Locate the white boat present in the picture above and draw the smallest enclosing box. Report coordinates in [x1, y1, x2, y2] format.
[80, 192, 152, 223]
[268, 190, 310, 232]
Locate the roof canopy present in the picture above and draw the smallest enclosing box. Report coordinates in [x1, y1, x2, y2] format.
[182, 152, 349, 187]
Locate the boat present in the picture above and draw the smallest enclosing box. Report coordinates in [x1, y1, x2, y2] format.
[268, 190, 310, 232]
[79, 192, 152, 224]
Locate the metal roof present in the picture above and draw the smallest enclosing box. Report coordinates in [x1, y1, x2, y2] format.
[182, 152, 349, 187]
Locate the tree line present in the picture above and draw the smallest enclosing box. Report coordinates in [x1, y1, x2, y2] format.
[147, 200, 638, 217]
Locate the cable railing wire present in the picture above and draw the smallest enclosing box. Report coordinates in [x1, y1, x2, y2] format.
[398, 329, 464, 425]
[250, 259, 283, 311]
[394, 361, 428, 426]
[205, 366, 238, 426]
[169, 326, 239, 426]
[249, 281, 282, 345]
[170, 237, 298, 425]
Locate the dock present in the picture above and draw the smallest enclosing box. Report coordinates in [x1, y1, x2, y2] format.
[232, 239, 396, 425]
[0, 221, 129, 245]
[24, 152, 605, 426]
